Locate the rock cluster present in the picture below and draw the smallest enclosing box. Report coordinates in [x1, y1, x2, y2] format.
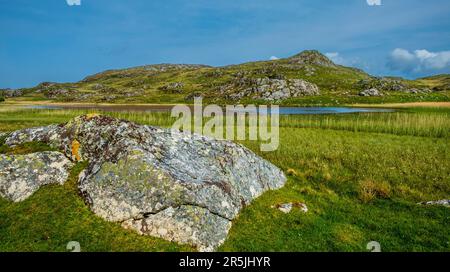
[1, 115, 286, 251]
[159, 82, 184, 93]
[1, 89, 24, 98]
[272, 202, 308, 214]
[356, 77, 431, 94]
[221, 77, 320, 101]
[359, 88, 382, 97]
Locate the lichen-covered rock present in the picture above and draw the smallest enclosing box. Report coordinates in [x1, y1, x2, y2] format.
[4, 115, 286, 251]
[0, 152, 72, 202]
[122, 205, 232, 252]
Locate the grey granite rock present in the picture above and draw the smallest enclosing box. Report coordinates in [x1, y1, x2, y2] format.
[222, 77, 320, 101]
[4, 115, 286, 251]
[0, 151, 72, 202]
[359, 88, 382, 97]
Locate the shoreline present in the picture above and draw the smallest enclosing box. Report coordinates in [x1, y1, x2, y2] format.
[2, 100, 450, 109]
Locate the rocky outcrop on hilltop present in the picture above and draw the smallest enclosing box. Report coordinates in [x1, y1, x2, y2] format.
[1, 115, 286, 251]
[221, 77, 320, 101]
[288, 50, 336, 67]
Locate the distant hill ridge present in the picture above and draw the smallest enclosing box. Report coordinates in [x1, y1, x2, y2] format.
[1, 50, 449, 105]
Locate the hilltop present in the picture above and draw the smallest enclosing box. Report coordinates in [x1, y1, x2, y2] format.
[1, 50, 449, 105]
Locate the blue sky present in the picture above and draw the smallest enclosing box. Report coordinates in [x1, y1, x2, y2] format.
[1, 0, 449, 88]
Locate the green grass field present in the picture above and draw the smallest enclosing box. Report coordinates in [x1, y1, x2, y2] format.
[0, 106, 449, 252]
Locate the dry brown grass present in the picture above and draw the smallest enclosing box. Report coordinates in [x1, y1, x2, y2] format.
[351, 102, 450, 108]
[358, 179, 391, 203]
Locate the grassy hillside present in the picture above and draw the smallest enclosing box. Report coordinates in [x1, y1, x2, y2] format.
[0, 107, 449, 251]
[417, 74, 450, 91]
[2, 50, 449, 105]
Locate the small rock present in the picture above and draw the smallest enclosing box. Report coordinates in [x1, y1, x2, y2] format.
[272, 202, 308, 214]
[418, 199, 450, 207]
[277, 203, 293, 213]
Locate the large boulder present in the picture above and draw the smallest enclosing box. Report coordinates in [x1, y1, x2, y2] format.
[4, 115, 286, 251]
[0, 152, 73, 202]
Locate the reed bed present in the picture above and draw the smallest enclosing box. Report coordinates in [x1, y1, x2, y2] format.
[0, 107, 448, 138]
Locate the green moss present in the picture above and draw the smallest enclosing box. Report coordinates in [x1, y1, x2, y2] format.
[0, 142, 57, 155]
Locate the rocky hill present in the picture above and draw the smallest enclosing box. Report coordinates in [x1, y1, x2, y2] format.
[2, 50, 449, 105]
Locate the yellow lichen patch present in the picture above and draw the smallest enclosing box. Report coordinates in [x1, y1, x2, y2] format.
[71, 139, 81, 161]
[85, 113, 100, 120]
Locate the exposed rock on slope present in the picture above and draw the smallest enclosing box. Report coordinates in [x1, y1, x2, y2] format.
[359, 88, 382, 97]
[221, 77, 320, 101]
[0, 152, 72, 202]
[288, 50, 336, 67]
[356, 77, 431, 94]
[3, 115, 286, 251]
[1, 88, 24, 98]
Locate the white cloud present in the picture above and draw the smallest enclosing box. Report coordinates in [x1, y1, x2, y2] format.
[66, 0, 81, 6]
[388, 48, 450, 73]
[325, 52, 370, 70]
[269, 56, 279, 60]
[366, 0, 381, 6]
[325, 52, 345, 65]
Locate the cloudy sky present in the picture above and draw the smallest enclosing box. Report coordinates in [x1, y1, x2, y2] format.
[1, 0, 449, 88]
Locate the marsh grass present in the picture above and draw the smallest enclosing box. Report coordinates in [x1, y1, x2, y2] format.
[1, 107, 449, 138]
[281, 110, 450, 138]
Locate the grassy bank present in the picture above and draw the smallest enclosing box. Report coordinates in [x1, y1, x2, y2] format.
[0, 106, 449, 251]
